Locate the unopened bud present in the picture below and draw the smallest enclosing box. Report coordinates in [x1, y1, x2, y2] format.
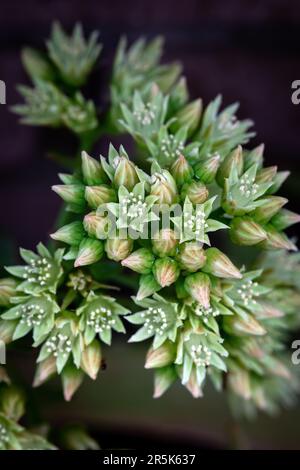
[51, 221, 85, 245]
[121, 248, 155, 274]
[153, 366, 177, 398]
[0, 278, 18, 307]
[113, 156, 139, 191]
[252, 196, 288, 224]
[184, 272, 211, 308]
[170, 154, 193, 187]
[255, 166, 277, 184]
[228, 369, 251, 400]
[181, 180, 208, 204]
[244, 144, 264, 170]
[152, 229, 178, 257]
[85, 185, 116, 209]
[177, 242, 206, 272]
[81, 151, 107, 185]
[268, 170, 290, 194]
[83, 212, 110, 239]
[172, 99, 202, 136]
[136, 274, 161, 301]
[150, 170, 178, 205]
[153, 257, 180, 287]
[216, 145, 243, 187]
[33, 356, 57, 387]
[0, 319, 17, 343]
[271, 209, 300, 231]
[230, 216, 267, 246]
[145, 342, 175, 369]
[52, 184, 84, 206]
[62, 365, 84, 402]
[61, 426, 100, 450]
[81, 340, 102, 380]
[261, 225, 297, 251]
[105, 237, 133, 262]
[224, 314, 266, 336]
[203, 248, 242, 279]
[194, 153, 221, 184]
[21, 47, 55, 82]
[0, 386, 25, 421]
[184, 369, 203, 398]
[74, 238, 104, 267]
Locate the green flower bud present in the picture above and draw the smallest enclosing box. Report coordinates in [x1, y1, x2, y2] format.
[136, 274, 161, 301]
[224, 314, 266, 336]
[81, 151, 107, 185]
[121, 248, 155, 274]
[0, 319, 17, 344]
[172, 99, 202, 136]
[85, 185, 116, 209]
[52, 184, 85, 206]
[153, 366, 177, 398]
[33, 356, 57, 387]
[61, 364, 84, 402]
[0, 387, 25, 422]
[260, 225, 297, 251]
[81, 340, 102, 380]
[61, 426, 100, 450]
[153, 257, 180, 288]
[228, 368, 251, 400]
[0, 278, 18, 307]
[203, 247, 242, 279]
[243, 144, 264, 170]
[74, 238, 104, 267]
[251, 196, 288, 224]
[152, 229, 178, 257]
[105, 237, 133, 262]
[150, 170, 178, 205]
[170, 154, 194, 187]
[21, 47, 55, 82]
[176, 242, 206, 272]
[184, 272, 211, 308]
[83, 212, 110, 239]
[271, 209, 300, 231]
[216, 145, 243, 187]
[194, 153, 221, 183]
[184, 369, 203, 398]
[181, 180, 208, 204]
[145, 341, 175, 369]
[268, 170, 290, 194]
[230, 216, 267, 246]
[51, 221, 85, 245]
[113, 156, 139, 190]
[255, 166, 277, 184]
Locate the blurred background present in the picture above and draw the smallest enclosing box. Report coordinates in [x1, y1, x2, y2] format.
[0, 0, 300, 449]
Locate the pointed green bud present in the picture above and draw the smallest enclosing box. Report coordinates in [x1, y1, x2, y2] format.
[81, 340, 102, 380]
[256, 302, 284, 319]
[52, 184, 85, 205]
[170, 154, 193, 187]
[268, 170, 290, 194]
[113, 156, 139, 191]
[74, 238, 104, 267]
[0, 319, 17, 344]
[203, 248, 242, 279]
[251, 196, 288, 224]
[181, 180, 208, 204]
[21, 47, 55, 82]
[261, 225, 297, 251]
[153, 366, 177, 398]
[225, 314, 266, 336]
[228, 369, 251, 400]
[33, 356, 57, 387]
[61, 365, 84, 402]
[0, 386, 25, 421]
[194, 153, 221, 183]
[264, 358, 291, 379]
[137, 274, 161, 301]
[152, 229, 178, 257]
[170, 77, 189, 110]
[121, 248, 155, 274]
[185, 368, 203, 398]
[255, 166, 277, 184]
[0, 278, 18, 307]
[51, 221, 85, 245]
[61, 426, 100, 450]
[176, 242, 206, 272]
[85, 185, 116, 209]
[216, 145, 243, 187]
[271, 209, 300, 231]
[184, 272, 211, 308]
[105, 237, 133, 262]
[81, 151, 107, 185]
[145, 341, 175, 369]
[172, 99, 202, 136]
[230, 216, 267, 246]
[150, 170, 178, 205]
[153, 257, 180, 288]
[244, 144, 264, 170]
[83, 212, 110, 239]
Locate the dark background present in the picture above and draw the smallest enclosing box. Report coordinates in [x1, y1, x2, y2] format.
[1, 0, 300, 449]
